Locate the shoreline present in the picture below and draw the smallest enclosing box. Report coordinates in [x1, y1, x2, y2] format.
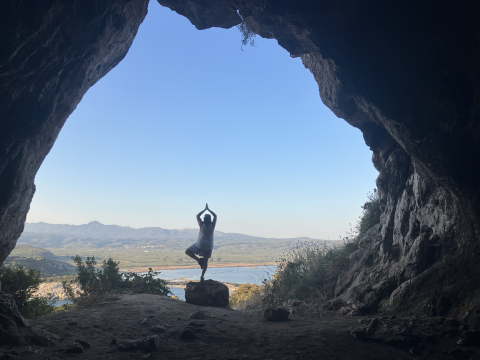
[120, 262, 277, 272]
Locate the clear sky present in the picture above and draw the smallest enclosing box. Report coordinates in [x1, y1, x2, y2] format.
[26, 2, 378, 239]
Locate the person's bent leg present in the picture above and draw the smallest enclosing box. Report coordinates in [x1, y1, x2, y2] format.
[200, 258, 208, 280]
[185, 249, 200, 262]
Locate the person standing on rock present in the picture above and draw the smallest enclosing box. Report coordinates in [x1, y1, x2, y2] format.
[185, 203, 217, 281]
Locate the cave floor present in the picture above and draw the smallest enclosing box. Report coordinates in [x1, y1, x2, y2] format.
[0, 294, 475, 359]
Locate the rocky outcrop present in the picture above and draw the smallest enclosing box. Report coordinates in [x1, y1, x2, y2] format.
[156, 0, 480, 319]
[1, 0, 480, 322]
[0, 0, 149, 265]
[0, 292, 52, 346]
[352, 315, 480, 353]
[185, 280, 229, 307]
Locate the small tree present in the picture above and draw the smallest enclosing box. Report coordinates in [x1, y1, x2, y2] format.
[122, 268, 171, 296]
[63, 256, 171, 307]
[0, 265, 55, 318]
[63, 256, 122, 307]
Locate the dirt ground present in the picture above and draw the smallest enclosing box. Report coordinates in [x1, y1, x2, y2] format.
[0, 294, 477, 359]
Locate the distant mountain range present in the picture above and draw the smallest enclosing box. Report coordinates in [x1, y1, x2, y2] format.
[24, 221, 204, 240]
[20, 221, 328, 249]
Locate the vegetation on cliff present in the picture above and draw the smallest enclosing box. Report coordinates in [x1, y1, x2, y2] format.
[229, 190, 381, 310]
[237, 13, 256, 50]
[262, 190, 380, 307]
[0, 266, 55, 318]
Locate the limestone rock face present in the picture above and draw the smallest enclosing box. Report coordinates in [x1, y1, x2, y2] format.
[157, 0, 480, 319]
[185, 280, 229, 307]
[0, 292, 49, 346]
[0, 0, 149, 266]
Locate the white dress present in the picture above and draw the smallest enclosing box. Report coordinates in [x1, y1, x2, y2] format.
[195, 223, 214, 249]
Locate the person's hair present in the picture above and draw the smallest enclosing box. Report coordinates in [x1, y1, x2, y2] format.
[204, 214, 212, 224]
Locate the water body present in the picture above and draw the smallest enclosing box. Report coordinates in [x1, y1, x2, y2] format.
[54, 266, 274, 305]
[156, 266, 275, 300]
[54, 299, 72, 306]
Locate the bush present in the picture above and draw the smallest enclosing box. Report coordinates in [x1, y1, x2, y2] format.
[229, 283, 263, 310]
[63, 256, 120, 307]
[262, 241, 344, 307]
[0, 265, 55, 318]
[262, 189, 381, 309]
[63, 256, 171, 307]
[121, 268, 171, 295]
[357, 189, 381, 239]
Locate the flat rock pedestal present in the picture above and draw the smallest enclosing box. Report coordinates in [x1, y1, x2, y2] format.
[185, 280, 229, 307]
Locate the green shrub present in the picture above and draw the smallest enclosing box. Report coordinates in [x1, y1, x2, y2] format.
[0, 265, 55, 318]
[229, 283, 263, 310]
[121, 268, 171, 295]
[63, 256, 171, 307]
[63, 256, 121, 307]
[262, 189, 381, 308]
[357, 189, 381, 239]
[262, 241, 345, 306]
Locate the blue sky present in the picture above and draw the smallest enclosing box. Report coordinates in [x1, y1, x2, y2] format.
[26, 2, 378, 239]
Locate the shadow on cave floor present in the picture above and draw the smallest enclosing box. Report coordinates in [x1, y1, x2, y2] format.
[1, 294, 478, 359]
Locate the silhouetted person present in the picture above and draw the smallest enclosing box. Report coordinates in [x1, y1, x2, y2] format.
[185, 203, 217, 281]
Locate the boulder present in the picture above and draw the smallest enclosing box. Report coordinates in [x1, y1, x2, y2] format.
[264, 308, 290, 322]
[0, 292, 51, 346]
[76, 340, 91, 349]
[189, 311, 207, 319]
[66, 342, 84, 354]
[150, 324, 165, 333]
[117, 340, 144, 352]
[351, 318, 421, 348]
[143, 335, 161, 351]
[141, 318, 151, 325]
[185, 280, 229, 307]
[179, 328, 196, 340]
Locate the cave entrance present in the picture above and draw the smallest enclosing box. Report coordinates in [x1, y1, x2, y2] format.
[26, 2, 377, 240]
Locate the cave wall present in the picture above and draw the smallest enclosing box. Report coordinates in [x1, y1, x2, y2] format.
[156, 0, 480, 316]
[1, 0, 480, 318]
[0, 0, 149, 265]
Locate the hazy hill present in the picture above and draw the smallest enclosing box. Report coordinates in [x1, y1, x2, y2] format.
[4, 256, 76, 277]
[5, 244, 76, 277]
[24, 221, 200, 240]
[9, 244, 57, 259]
[20, 222, 327, 250]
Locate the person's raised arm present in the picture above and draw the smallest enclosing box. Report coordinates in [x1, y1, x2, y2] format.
[196, 204, 207, 227]
[206, 203, 217, 228]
